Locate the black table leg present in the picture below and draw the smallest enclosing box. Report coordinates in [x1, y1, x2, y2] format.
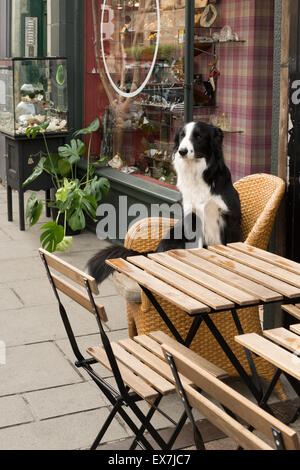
[18, 188, 25, 231]
[231, 308, 264, 401]
[7, 185, 13, 222]
[202, 313, 263, 403]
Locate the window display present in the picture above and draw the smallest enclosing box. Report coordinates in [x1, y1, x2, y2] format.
[0, 57, 68, 136]
[94, 0, 244, 186]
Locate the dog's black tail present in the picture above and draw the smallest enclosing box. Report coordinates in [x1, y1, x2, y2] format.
[86, 246, 152, 284]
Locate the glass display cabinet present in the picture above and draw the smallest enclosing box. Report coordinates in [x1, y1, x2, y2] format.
[0, 57, 68, 136]
[0, 58, 68, 231]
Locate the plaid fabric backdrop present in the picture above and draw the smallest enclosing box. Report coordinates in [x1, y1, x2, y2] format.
[216, 0, 274, 182]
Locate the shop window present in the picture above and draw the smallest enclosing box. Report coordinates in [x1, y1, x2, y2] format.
[87, 0, 274, 185]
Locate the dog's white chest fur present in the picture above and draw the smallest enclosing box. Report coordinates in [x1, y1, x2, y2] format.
[174, 153, 228, 247]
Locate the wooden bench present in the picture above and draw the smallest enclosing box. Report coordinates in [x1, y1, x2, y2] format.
[161, 341, 300, 450]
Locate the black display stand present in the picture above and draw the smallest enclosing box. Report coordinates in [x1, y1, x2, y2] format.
[4, 133, 66, 231]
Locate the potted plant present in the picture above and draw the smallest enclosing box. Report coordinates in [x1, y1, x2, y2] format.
[23, 118, 110, 253]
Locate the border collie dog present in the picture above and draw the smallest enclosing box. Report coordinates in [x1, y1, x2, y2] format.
[87, 121, 241, 284]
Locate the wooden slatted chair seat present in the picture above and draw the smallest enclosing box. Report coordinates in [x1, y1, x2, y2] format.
[235, 304, 300, 382]
[235, 308, 300, 421]
[235, 331, 300, 381]
[87, 330, 228, 401]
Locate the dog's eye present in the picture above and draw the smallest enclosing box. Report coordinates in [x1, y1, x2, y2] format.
[195, 134, 201, 140]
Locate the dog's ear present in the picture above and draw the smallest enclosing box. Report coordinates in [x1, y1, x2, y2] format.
[173, 126, 182, 152]
[211, 126, 224, 160]
[204, 125, 226, 186]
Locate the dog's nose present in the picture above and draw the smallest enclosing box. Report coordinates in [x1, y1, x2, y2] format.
[179, 148, 188, 157]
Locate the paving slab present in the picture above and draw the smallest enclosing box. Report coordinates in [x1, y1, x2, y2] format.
[0, 408, 129, 450]
[0, 257, 45, 284]
[99, 295, 128, 331]
[0, 228, 12, 242]
[0, 396, 34, 429]
[55, 330, 129, 380]
[0, 287, 24, 310]
[24, 382, 107, 420]
[0, 240, 40, 261]
[0, 303, 99, 347]
[0, 342, 82, 396]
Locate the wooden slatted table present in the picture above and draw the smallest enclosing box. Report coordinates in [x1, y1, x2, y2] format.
[106, 243, 300, 402]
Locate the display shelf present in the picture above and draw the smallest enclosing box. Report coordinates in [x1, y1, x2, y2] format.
[0, 57, 68, 137]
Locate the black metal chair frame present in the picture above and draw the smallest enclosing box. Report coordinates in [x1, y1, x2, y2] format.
[40, 251, 187, 451]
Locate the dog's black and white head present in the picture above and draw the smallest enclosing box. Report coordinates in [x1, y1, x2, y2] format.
[174, 121, 223, 161]
[173, 121, 228, 191]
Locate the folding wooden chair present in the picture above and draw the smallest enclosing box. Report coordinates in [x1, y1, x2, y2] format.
[39, 248, 186, 450]
[235, 304, 300, 424]
[40, 249, 230, 450]
[162, 342, 300, 450]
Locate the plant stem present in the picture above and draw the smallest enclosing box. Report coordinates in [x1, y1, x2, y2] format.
[64, 212, 67, 237]
[43, 133, 60, 188]
[86, 134, 93, 186]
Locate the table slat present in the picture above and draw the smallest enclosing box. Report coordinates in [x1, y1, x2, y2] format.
[148, 253, 258, 306]
[128, 255, 235, 310]
[106, 258, 210, 314]
[229, 243, 300, 275]
[167, 250, 282, 303]
[208, 245, 300, 288]
[191, 249, 300, 298]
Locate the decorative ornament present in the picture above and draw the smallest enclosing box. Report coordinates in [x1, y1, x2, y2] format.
[108, 154, 124, 170]
[219, 25, 234, 42]
[200, 4, 218, 28]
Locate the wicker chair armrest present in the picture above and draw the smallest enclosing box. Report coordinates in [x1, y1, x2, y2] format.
[124, 217, 179, 252]
[244, 179, 285, 249]
[124, 217, 179, 311]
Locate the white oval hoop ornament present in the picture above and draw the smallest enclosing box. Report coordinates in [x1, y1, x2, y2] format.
[100, 0, 160, 98]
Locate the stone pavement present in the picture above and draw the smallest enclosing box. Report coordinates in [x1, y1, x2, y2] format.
[0, 184, 299, 451]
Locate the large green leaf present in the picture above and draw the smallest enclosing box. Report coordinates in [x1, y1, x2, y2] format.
[73, 118, 100, 137]
[43, 153, 60, 176]
[23, 157, 47, 187]
[58, 158, 72, 177]
[40, 221, 64, 253]
[26, 122, 50, 138]
[56, 179, 76, 204]
[85, 176, 110, 202]
[68, 208, 86, 231]
[58, 139, 86, 165]
[25, 193, 43, 227]
[56, 236, 73, 252]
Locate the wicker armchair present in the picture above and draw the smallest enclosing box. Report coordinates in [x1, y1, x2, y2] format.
[122, 174, 286, 399]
